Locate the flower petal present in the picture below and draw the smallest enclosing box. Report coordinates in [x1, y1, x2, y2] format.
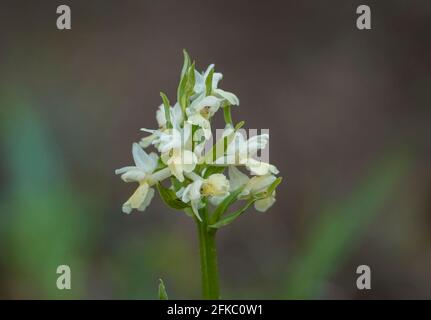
[214, 88, 239, 106]
[191, 200, 202, 221]
[203, 173, 230, 197]
[228, 166, 250, 192]
[140, 134, 156, 148]
[120, 168, 147, 182]
[254, 195, 276, 212]
[245, 158, 279, 176]
[137, 187, 155, 211]
[178, 180, 202, 203]
[156, 104, 167, 128]
[181, 150, 198, 173]
[212, 72, 223, 88]
[115, 166, 137, 175]
[245, 134, 269, 158]
[208, 195, 227, 206]
[132, 143, 157, 172]
[155, 129, 182, 153]
[248, 174, 277, 193]
[214, 155, 236, 166]
[171, 102, 184, 128]
[122, 183, 152, 213]
[189, 95, 222, 113]
[168, 161, 184, 182]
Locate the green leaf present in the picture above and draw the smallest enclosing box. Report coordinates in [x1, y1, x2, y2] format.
[209, 200, 254, 229]
[210, 188, 244, 224]
[178, 61, 196, 111]
[181, 49, 191, 77]
[156, 157, 166, 170]
[178, 77, 187, 110]
[223, 106, 233, 125]
[160, 92, 172, 129]
[186, 62, 196, 97]
[205, 66, 214, 96]
[177, 50, 191, 111]
[203, 166, 226, 179]
[170, 177, 182, 192]
[156, 183, 189, 210]
[158, 278, 168, 300]
[267, 177, 282, 195]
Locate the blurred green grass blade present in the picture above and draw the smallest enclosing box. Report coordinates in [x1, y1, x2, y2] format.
[1, 103, 94, 298]
[284, 151, 412, 299]
[158, 279, 169, 300]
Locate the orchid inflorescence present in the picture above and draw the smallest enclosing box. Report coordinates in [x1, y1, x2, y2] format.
[115, 50, 282, 229]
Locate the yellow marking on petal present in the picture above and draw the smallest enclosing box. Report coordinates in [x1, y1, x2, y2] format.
[200, 106, 211, 119]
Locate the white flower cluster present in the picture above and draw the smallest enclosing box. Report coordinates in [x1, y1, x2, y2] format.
[116, 51, 281, 223]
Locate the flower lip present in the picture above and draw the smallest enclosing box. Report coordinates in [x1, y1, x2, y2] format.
[201, 173, 230, 197]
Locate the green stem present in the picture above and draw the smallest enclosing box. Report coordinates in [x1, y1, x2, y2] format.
[196, 208, 220, 299]
[223, 105, 233, 125]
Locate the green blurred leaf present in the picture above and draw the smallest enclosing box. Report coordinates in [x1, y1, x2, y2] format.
[158, 278, 169, 300]
[0, 104, 95, 298]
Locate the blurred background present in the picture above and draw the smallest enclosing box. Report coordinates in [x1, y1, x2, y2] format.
[0, 0, 430, 299]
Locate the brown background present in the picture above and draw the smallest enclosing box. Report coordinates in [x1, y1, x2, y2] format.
[0, 0, 430, 299]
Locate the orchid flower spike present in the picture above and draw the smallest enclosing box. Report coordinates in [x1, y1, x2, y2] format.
[115, 49, 282, 224]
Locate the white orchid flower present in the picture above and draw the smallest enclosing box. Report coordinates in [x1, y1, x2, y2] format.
[161, 148, 197, 182]
[142, 123, 197, 182]
[176, 179, 204, 220]
[156, 102, 184, 129]
[186, 94, 222, 140]
[141, 119, 192, 153]
[228, 166, 277, 212]
[150, 128, 183, 153]
[203, 173, 231, 206]
[215, 131, 279, 176]
[177, 173, 230, 219]
[140, 102, 184, 148]
[192, 127, 208, 160]
[194, 64, 240, 106]
[115, 143, 171, 214]
[202, 173, 230, 197]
